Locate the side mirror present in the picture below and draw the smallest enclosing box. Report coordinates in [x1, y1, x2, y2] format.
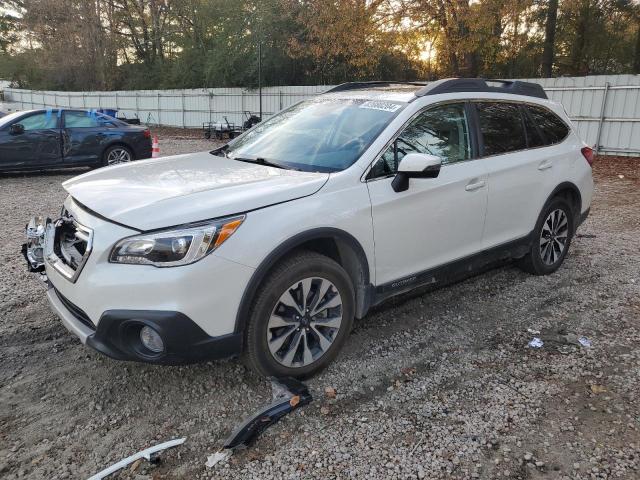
[391, 153, 442, 192]
[10, 123, 25, 135]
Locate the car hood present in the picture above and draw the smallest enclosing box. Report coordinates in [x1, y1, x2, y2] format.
[63, 151, 330, 230]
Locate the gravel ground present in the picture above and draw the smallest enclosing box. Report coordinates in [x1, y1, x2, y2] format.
[0, 140, 639, 479]
[151, 127, 219, 156]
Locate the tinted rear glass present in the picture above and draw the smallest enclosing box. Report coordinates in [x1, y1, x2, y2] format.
[65, 111, 121, 128]
[522, 107, 546, 148]
[526, 105, 569, 145]
[476, 102, 526, 156]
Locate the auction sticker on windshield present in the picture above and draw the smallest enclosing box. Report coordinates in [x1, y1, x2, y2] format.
[359, 101, 403, 112]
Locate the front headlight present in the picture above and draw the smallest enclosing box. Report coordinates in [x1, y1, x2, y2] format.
[109, 215, 245, 267]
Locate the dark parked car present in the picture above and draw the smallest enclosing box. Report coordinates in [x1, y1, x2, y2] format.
[0, 109, 152, 172]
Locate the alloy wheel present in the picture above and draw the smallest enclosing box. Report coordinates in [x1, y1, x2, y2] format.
[107, 148, 132, 165]
[267, 277, 343, 368]
[539, 208, 569, 265]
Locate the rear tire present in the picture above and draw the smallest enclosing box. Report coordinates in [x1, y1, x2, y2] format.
[517, 197, 575, 275]
[103, 145, 134, 166]
[243, 251, 355, 379]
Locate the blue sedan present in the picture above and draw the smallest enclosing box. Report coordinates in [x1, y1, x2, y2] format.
[0, 109, 153, 172]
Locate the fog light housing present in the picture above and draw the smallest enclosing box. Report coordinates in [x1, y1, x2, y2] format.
[140, 326, 164, 353]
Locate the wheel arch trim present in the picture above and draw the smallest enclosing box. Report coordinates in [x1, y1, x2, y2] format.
[544, 181, 582, 218]
[233, 227, 372, 335]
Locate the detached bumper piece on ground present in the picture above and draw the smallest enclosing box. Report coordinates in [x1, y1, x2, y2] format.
[88, 437, 186, 480]
[88, 378, 310, 477]
[206, 377, 312, 468]
[225, 377, 312, 449]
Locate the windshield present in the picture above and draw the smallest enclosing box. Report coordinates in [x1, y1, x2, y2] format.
[219, 98, 405, 172]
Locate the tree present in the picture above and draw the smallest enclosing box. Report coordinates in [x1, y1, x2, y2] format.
[635, 7, 640, 73]
[541, 0, 559, 76]
[0, 0, 22, 59]
[3, 0, 640, 90]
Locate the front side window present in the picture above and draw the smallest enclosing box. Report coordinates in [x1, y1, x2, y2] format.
[526, 105, 569, 145]
[18, 112, 59, 131]
[221, 98, 404, 172]
[369, 102, 471, 177]
[0, 111, 25, 129]
[476, 102, 526, 156]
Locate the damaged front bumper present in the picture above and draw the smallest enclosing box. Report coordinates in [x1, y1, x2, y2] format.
[46, 284, 242, 364]
[22, 216, 49, 274]
[22, 215, 243, 365]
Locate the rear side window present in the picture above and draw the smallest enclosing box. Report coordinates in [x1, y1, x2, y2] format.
[526, 105, 569, 145]
[475, 102, 526, 156]
[522, 108, 545, 148]
[64, 111, 116, 128]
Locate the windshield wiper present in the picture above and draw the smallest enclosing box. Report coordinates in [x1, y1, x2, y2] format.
[210, 144, 230, 158]
[231, 155, 297, 170]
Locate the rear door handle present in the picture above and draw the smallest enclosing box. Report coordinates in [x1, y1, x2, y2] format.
[538, 160, 553, 171]
[465, 180, 486, 192]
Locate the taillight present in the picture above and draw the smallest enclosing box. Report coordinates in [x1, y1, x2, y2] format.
[143, 129, 151, 139]
[581, 146, 594, 167]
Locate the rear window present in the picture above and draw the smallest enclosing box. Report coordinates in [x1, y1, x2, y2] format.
[476, 102, 527, 156]
[526, 105, 569, 145]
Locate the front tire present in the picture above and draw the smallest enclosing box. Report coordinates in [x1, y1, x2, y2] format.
[517, 197, 575, 275]
[244, 251, 355, 379]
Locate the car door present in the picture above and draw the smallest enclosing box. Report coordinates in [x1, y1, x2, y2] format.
[366, 102, 489, 287]
[62, 110, 113, 165]
[474, 101, 558, 249]
[0, 111, 62, 169]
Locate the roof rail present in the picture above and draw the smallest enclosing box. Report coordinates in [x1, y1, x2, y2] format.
[325, 81, 428, 93]
[415, 78, 547, 99]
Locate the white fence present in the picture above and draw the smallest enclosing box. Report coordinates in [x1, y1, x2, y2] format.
[521, 75, 640, 156]
[4, 74, 640, 156]
[2, 85, 330, 131]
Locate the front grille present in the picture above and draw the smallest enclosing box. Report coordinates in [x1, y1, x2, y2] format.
[54, 288, 96, 331]
[46, 213, 93, 283]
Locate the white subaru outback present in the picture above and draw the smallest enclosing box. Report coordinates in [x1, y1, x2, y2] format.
[24, 79, 593, 378]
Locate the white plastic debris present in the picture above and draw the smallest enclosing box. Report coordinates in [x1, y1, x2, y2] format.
[87, 437, 186, 480]
[527, 328, 541, 335]
[528, 337, 544, 348]
[578, 336, 592, 348]
[205, 450, 233, 469]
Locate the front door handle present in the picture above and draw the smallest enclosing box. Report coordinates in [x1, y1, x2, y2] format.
[465, 180, 486, 192]
[538, 160, 553, 171]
